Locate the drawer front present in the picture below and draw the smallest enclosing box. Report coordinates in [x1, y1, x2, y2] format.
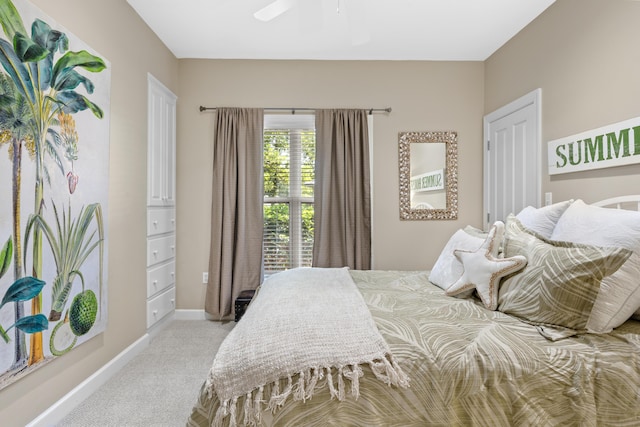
[147, 261, 175, 298]
[147, 286, 175, 328]
[147, 235, 175, 266]
[147, 208, 176, 236]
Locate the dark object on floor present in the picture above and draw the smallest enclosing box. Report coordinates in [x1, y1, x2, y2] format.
[234, 289, 256, 322]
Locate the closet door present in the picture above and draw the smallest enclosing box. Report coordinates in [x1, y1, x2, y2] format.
[147, 74, 176, 207]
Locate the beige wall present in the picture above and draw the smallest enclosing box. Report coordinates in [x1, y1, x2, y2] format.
[0, 1, 178, 425]
[175, 60, 485, 309]
[485, 0, 640, 204]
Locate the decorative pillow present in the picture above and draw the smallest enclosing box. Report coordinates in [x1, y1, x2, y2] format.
[498, 215, 631, 339]
[446, 221, 527, 310]
[462, 225, 488, 240]
[463, 225, 504, 256]
[550, 199, 640, 331]
[429, 228, 486, 293]
[515, 199, 573, 239]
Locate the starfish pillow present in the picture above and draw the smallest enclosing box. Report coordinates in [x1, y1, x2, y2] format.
[446, 221, 527, 310]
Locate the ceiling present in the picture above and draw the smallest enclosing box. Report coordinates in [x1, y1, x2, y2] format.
[126, 0, 556, 61]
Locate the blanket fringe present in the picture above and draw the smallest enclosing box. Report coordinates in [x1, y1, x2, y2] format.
[268, 375, 293, 411]
[229, 398, 238, 427]
[213, 399, 229, 427]
[370, 355, 410, 388]
[326, 368, 336, 399]
[306, 368, 320, 400]
[212, 357, 408, 426]
[293, 370, 306, 402]
[343, 364, 364, 398]
[253, 386, 264, 425]
[337, 367, 346, 400]
[243, 392, 253, 426]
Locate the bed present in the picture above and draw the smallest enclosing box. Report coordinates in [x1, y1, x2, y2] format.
[187, 196, 640, 426]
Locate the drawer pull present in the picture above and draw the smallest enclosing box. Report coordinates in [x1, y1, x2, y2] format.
[153, 310, 158, 316]
[153, 220, 158, 226]
[170, 272, 175, 277]
[153, 250, 158, 256]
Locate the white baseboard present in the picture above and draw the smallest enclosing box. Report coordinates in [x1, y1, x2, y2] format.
[175, 309, 206, 320]
[27, 333, 151, 427]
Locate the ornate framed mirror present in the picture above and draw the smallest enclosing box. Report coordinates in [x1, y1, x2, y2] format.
[399, 131, 458, 220]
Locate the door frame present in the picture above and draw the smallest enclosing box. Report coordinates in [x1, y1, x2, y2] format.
[483, 88, 542, 230]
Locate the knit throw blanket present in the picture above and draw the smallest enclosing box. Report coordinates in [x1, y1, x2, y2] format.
[205, 267, 409, 426]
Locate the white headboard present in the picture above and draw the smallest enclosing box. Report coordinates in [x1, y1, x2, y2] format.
[593, 196, 640, 211]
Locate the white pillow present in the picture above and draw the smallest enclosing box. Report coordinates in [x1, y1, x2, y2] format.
[515, 199, 573, 238]
[550, 199, 640, 332]
[429, 228, 485, 293]
[462, 225, 488, 239]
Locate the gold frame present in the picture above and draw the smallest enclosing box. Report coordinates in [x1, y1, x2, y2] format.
[399, 131, 458, 220]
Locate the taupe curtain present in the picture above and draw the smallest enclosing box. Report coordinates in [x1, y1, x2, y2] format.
[313, 109, 371, 270]
[206, 108, 264, 320]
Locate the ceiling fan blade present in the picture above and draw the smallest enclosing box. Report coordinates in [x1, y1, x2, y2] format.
[254, 0, 296, 22]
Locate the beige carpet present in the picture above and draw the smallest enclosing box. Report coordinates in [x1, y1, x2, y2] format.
[57, 319, 234, 426]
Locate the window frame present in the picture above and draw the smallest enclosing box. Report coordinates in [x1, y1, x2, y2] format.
[262, 114, 315, 276]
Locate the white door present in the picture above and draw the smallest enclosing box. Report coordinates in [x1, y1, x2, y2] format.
[483, 89, 541, 230]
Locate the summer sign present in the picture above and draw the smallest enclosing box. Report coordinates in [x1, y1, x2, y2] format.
[548, 116, 640, 175]
[0, 0, 111, 390]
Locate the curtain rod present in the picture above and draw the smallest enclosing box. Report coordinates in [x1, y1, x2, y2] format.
[198, 106, 392, 114]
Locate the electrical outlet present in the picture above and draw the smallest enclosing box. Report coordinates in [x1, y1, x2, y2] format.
[545, 192, 553, 206]
[202, 272, 208, 284]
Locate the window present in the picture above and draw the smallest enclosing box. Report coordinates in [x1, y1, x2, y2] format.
[262, 115, 315, 277]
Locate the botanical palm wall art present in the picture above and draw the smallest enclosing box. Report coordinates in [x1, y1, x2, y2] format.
[0, 0, 110, 389]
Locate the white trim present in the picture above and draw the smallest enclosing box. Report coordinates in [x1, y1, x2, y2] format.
[484, 89, 541, 123]
[27, 334, 151, 427]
